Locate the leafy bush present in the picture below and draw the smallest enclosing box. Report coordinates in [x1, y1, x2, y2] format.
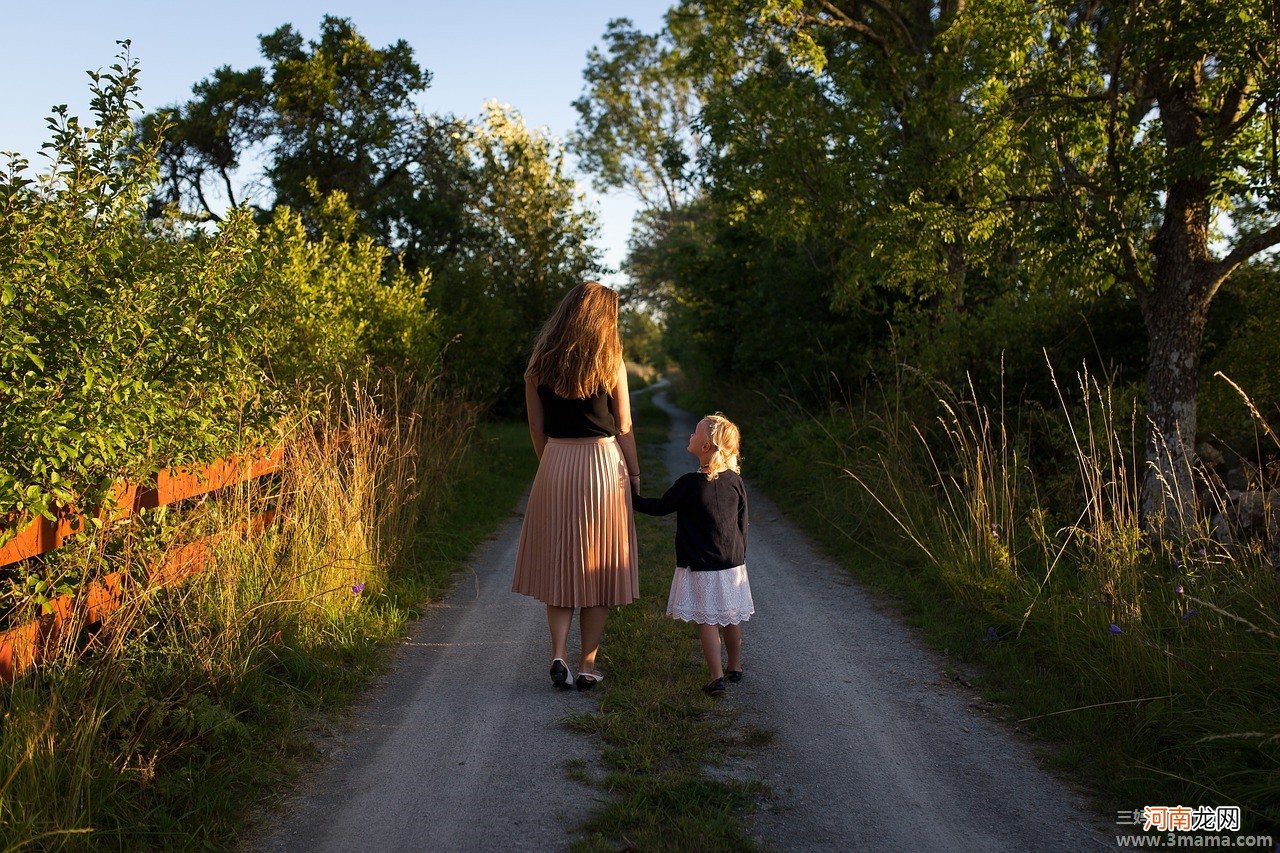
[0, 52, 277, 527]
[257, 189, 437, 387]
[0, 45, 439, 536]
[1199, 259, 1280, 451]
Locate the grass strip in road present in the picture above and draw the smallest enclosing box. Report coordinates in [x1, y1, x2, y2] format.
[567, 390, 769, 852]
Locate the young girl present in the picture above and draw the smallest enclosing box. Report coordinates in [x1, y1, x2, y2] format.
[631, 413, 753, 696]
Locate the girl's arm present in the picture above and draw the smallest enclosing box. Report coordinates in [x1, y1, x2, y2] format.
[525, 376, 547, 460]
[631, 477, 687, 516]
[738, 481, 749, 545]
[612, 360, 641, 483]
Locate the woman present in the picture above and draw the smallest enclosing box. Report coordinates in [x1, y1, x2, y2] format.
[513, 281, 640, 690]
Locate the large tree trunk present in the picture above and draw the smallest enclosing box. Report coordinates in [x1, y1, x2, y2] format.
[1140, 274, 1207, 534]
[1139, 66, 1216, 536]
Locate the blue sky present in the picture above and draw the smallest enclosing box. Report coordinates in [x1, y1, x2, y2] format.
[0, 2, 674, 284]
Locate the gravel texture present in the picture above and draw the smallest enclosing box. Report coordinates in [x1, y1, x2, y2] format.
[654, 391, 1113, 851]
[255, 388, 1114, 852]
[252, 507, 602, 852]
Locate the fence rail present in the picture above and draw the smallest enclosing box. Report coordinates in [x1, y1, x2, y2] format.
[0, 447, 285, 680]
[0, 447, 284, 568]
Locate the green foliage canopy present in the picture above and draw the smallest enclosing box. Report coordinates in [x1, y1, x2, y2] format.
[432, 102, 603, 409]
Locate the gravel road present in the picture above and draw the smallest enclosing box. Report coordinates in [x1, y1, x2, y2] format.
[650, 391, 1113, 851]
[255, 389, 1114, 852]
[252, 506, 601, 852]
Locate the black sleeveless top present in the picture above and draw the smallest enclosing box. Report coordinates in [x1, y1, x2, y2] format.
[538, 384, 618, 438]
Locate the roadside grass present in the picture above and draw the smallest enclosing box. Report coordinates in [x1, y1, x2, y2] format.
[0, 384, 536, 850]
[671, 373, 1280, 836]
[568, 390, 767, 852]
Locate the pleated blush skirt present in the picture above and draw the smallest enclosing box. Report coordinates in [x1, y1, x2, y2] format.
[512, 436, 639, 608]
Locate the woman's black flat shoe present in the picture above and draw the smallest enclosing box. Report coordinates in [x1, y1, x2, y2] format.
[702, 677, 726, 697]
[727, 670, 743, 683]
[550, 658, 571, 689]
[575, 672, 603, 691]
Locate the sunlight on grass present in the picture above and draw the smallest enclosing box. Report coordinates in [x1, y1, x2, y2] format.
[569, 390, 768, 852]
[0, 379, 535, 848]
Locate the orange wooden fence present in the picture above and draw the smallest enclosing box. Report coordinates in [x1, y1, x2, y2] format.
[0, 447, 284, 680]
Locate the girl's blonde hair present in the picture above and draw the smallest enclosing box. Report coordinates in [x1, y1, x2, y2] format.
[703, 413, 741, 480]
[524, 281, 622, 398]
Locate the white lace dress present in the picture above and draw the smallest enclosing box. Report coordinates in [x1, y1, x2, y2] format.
[666, 564, 754, 625]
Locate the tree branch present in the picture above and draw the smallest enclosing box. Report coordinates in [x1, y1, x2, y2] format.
[1054, 137, 1108, 197]
[1215, 72, 1252, 130]
[1120, 234, 1149, 301]
[1223, 96, 1265, 137]
[191, 174, 224, 224]
[833, 0, 915, 51]
[1213, 220, 1280, 280]
[798, 8, 889, 55]
[218, 166, 239, 209]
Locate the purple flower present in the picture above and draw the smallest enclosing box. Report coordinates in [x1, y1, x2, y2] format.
[989, 522, 1000, 537]
[1109, 623, 1123, 635]
[1175, 584, 1185, 595]
[983, 626, 999, 643]
[351, 582, 365, 595]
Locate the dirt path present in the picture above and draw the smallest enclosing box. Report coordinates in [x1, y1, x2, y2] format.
[651, 391, 1112, 851]
[253, 506, 600, 851]
[256, 389, 1113, 851]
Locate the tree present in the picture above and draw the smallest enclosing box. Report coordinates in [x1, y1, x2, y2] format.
[571, 17, 705, 214]
[646, 0, 1280, 533]
[678, 0, 1045, 312]
[141, 16, 471, 274]
[431, 103, 603, 408]
[1004, 0, 1280, 530]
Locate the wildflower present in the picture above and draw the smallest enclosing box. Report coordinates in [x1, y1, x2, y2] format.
[989, 522, 1000, 537]
[982, 626, 999, 643]
[1180, 607, 1198, 621]
[1109, 623, 1123, 635]
[351, 582, 366, 595]
[1175, 584, 1184, 595]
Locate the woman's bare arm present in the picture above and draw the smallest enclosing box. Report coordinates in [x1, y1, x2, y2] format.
[612, 361, 641, 481]
[525, 376, 547, 460]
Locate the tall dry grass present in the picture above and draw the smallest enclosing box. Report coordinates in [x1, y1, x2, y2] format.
[843, 365, 1280, 828]
[0, 376, 475, 848]
[682, 362, 1280, 831]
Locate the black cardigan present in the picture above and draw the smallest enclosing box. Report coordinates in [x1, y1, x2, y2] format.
[631, 471, 748, 571]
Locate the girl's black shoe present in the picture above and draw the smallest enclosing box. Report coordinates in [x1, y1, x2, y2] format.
[727, 670, 743, 683]
[550, 658, 571, 689]
[702, 677, 726, 697]
[575, 672, 602, 690]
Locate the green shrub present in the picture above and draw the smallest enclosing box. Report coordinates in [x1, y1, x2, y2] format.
[0, 46, 439, 537]
[0, 52, 277, 527]
[1199, 259, 1280, 450]
[257, 189, 438, 387]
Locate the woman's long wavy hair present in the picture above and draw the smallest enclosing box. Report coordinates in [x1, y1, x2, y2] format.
[525, 281, 622, 398]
